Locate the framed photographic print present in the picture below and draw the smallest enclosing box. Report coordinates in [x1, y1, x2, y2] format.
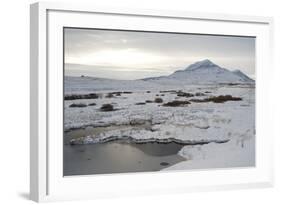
[30, 2, 274, 202]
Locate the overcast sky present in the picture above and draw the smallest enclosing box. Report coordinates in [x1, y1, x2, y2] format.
[64, 28, 255, 80]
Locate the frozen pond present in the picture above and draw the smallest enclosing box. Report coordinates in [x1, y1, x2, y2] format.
[64, 129, 186, 176]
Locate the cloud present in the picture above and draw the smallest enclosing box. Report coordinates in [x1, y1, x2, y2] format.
[64, 28, 255, 80]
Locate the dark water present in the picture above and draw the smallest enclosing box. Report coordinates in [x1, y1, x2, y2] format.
[64, 129, 186, 176]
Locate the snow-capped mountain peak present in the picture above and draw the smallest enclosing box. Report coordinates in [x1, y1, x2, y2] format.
[143, 59, 254, 85]
[184, 59, 218, 71]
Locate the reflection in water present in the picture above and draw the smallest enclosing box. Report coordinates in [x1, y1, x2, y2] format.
[64, 129, 186, 176]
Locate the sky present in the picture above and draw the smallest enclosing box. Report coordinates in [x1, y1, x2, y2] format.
[64, 28, 255, 80]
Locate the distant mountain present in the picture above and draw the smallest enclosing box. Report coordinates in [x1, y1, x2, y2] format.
[65, 59, 255, 94]
[142, 59, 254, 84]
[232, 69, 255, 82]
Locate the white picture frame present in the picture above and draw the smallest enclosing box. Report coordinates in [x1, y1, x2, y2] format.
[30, 2, 274, 202]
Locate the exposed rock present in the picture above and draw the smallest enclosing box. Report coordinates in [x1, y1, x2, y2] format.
[160, 162, 170, 166]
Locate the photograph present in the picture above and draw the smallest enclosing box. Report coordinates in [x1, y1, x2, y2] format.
[63, 28, 255, 176]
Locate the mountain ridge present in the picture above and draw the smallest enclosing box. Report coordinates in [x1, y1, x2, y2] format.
[65, 59, 254, 85]
[142, 59, 254, 84]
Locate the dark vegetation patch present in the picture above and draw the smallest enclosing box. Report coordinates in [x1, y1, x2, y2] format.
[146, 91, 151, 93]
[208, 95, 242, 103]
[154, 98, 163, 103]
[159, 91, 206, 97]
[145, 100, 153, 103]
[190, 95, 242, 103]
[65, 91, 133, 100]
[106, 93, 114, 98]
[69, 103, 87, 108]
[195, 92, 206, 96]
[88, 103, 96, 106]
[64, 93, 100, 100]
[160, 94, 165, 96]
[110, 92, 122, 96]
[163, 100, 191, 107]
[176, 91, 194, 98]
[135, 102, 146, 105]
[223, 83, 240, 86]
[112, 91, 133, 95]
[189, 99, 209, 103]
[100, 104, 114, 111]
[204, 91, 212, 93]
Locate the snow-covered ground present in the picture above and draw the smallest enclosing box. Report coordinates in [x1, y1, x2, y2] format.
[64, 59, 255, 170]
[164, 137, 255, 170]
[64, 75, 255, 170]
